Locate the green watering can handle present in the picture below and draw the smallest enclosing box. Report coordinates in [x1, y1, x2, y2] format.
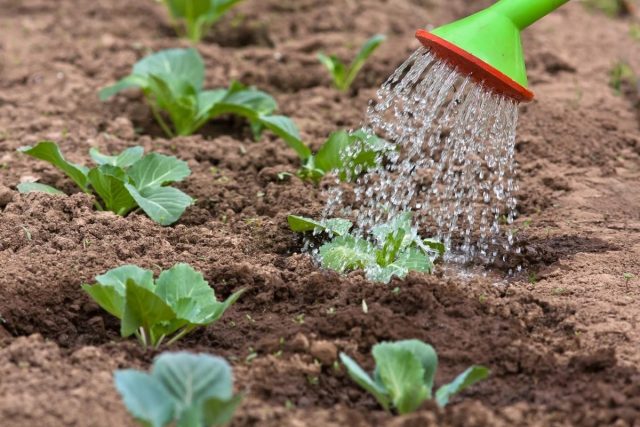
[491, 0, 571, 30]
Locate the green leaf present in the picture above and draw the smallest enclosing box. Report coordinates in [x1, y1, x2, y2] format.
[147, 74, 199, 136]
[18, 141, 89, 190]
[164, 0, 244, 41]
[127, 153, 191, 191]
[99, 75, 149, 101]
[90, 146, 144, 168]
[153, 352, 236, 421]
[199, 288, 245, 324]
[345, 34, 386, 90]
[395, 247, 433, 274]
[287, 215, 352, 237]
[423, 239, 446, 258]
[339, 353, 390, 411]
[16, 182, 65, 195]
[218, 86, 277, 117]
[133, 48, 205, 92]
[125, 184, 194, 226]
[435, 366, 489, 408]
[82, 283, 126, 319]
[390, 340, 438, 392]
[317, 53, 346, 90]
[313, 131, 350, 175]
[201, 395, 243, 427]
[114, 370, 175, 427]
[373, 342, 429, 415]
[319, 235, 375, 273]
[155, 263, 213, 307]
[258, 115, 311, 160]
[88, 165, 137, 215]
[122, 279, 176, 337]
[95, 265, 155, 294]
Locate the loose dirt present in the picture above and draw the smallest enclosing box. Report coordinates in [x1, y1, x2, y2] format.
[0, 0, 639, 426]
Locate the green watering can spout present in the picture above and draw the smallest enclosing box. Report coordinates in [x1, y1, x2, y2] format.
[416, 0, 570, 102]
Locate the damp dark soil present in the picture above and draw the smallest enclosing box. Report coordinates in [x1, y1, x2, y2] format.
[0, 0, 639, 426]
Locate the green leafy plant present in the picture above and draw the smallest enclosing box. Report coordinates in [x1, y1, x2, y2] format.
[18, 142, 193, 226]
[83, 263, 244, 348]
[318, 34, 386, 92]
[100, 48, 294, 139]
[288, 212, 444, 283]
[115, 351, 241, 427]
[623, 272, 635, 286]
[298, 129, 393, 184]
[162, 0, 245, 42]
[340, 340, 489, 414]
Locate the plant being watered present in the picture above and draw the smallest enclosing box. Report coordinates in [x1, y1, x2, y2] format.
[18, 142, 193, 226]
[83, 263, 244, 349]
[288, 212, 445, 283]
[115, 351, 241, 427]
[318, 34, 386, 92]
[340, 340, 489, 414]
[162, 0, 245, 42]
[100, 48, 296, 139]
[296, 129, 394, 184]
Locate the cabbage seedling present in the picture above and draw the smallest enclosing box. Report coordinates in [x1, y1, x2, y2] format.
[162, 0, 244, 42]
[288, 212, 445, 283]
[18, 142, 193, 226]
[100, 48, 293, 139]
[340, 340, 489, 414]
[115, 351, 241, 427]
[83, 263, 244, 349]
[318, 34, 386, 92]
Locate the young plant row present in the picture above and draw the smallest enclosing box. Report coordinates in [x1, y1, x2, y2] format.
[158, 1, 385, 92]
[82, 262, 486, 426]
[18, 47, 392, 225]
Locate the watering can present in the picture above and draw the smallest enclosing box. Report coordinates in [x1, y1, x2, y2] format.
[416, 0, 570, 102]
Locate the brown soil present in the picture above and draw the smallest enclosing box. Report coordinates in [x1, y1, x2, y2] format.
[1, 0, 639, 426]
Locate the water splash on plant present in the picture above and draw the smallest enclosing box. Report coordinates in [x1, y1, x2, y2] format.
[324, 47, 520, 264]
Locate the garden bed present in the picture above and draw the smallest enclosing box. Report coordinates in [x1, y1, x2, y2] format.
[0, 0, 639, 426]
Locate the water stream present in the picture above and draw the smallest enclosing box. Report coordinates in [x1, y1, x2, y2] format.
[324, 47, 520, 264]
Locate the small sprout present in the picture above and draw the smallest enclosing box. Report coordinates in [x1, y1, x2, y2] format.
[391, 287, 401, 295]
[245, 349, 258, 364]
[18, 142, 193, 226]
[528, 272, 538, 285]
[307, 375, 319, 386]
[623, 272, 635, 286]
[100, 48, 297, 140]
[162, 0, 245, 42]
[276, 171, 292, 181]
[340, 340, 489, 414]
[478, 294, 487, 304]
[115, 351, 241, 427]
[326, 307, 336, 315]
[362, 299, 368, 314]
[288, 212, 444, 284]
[318, 35, 386, 92]
[293, 313, 305, 325]
[609, 61, 636, 95]
[83, 263, 244, 349]
[284, 400, 296, 410]
[21, 225, 32, 241]
[245, 314, 255, 323]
